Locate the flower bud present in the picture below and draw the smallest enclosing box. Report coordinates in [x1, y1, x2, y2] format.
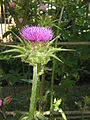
[4, 96, 12, 105]
[0, 100, 2, 107]
[19, 18, 23, 24]
[9, 2, 16, 9]
[39, 5, 47, 12]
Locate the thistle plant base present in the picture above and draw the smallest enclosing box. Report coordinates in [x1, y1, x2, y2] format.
[29, 64, 39, 120]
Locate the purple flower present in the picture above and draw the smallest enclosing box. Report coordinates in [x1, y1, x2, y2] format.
[8, 2, 16, 9]
[19, 18, 23, 24]
[20, 26, 53, 43]
[0, 100, 2, 107]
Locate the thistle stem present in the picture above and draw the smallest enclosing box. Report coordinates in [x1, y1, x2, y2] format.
[50, 6, 64, 118]
[39, 73, 45, 112]
[28, 64, 39, 120]
[2, 106, 6, 120]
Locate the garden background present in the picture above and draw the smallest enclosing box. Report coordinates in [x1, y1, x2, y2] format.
[0, 0, 90, 120]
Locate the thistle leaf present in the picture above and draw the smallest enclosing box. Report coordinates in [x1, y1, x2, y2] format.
[59, 48, 75, 52]
[23, 40, 32, 50]
[49, 48, 75, 53]
[50, 54, 64, 63]
[12, 54, 25, 58]
[49, 48, 62, 53]
[6, 45, 26, 53]
[0, 49, 23, 54]
[48, 35, 60, 46]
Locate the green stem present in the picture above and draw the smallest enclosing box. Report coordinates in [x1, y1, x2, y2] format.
[50, 6, 64, 118]
[39, 73, 45, 112]
[28, 64, 39, 120]
[2, 106, 6, 120]
[81, 110, 84, 120]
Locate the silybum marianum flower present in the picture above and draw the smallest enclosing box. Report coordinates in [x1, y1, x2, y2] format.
[20, 26, 53, 43]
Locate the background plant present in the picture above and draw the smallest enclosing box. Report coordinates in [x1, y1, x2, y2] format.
[76, 96, 90, 120]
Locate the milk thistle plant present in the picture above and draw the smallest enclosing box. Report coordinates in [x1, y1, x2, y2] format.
[1, 26, 70, 120]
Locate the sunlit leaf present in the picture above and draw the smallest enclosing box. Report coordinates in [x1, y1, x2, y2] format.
[50, 54, 63, 63]
[0, 49, 23, 54]
[6, 45, 26, 53]
[59, 109, 67, 120]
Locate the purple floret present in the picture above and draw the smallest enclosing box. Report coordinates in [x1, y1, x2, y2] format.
[20, 26, 53, 42]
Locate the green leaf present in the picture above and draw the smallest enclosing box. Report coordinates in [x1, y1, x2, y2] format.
[35, 112, 47, 120]
[21, 79, 33, 84]
[54, 99, 62, 106]
[60, 78, 74, 90]
[60, 48, 75, 52]
[0, 49, 23, 54]
[59, 109, 67, 120]
[48, 48, 62, 53]
[50, 48, 75, 53]
[20, 114, 28, 120]
[50, 54, 64, 63]
[53, 24, 62, 30]
[12, 54, 25, 58]
[48, 35, 60, 46]
[6, 45, 26, 53]
[23, 40, 32, 50]
[11, 31, 24, 45]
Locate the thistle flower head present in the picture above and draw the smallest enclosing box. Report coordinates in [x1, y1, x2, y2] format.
[20, 26, 53, 43]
